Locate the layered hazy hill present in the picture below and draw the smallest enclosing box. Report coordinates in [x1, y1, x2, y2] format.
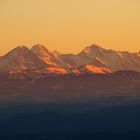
[0, 44, 140, 78]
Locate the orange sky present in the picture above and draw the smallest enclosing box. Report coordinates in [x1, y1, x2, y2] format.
[0, 0, 140, 55]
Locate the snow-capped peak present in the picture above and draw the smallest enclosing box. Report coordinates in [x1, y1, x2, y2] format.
[5, 45, 30, 58]
[17, 45, 28, 49]
[79, 44, 108, 60]
[31, 44, 62, 67]
[83, 44, 105, 53]
[0, 45, 47, 76]
[31, 44, 49, 52]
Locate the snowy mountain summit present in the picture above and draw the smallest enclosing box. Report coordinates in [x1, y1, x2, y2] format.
[0, 44, 140, 78]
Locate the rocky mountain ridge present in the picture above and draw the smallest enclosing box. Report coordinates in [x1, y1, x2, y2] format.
[0, 44, 140, 78]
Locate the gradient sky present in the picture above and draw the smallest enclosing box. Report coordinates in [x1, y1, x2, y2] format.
[0, 0, 140, 55]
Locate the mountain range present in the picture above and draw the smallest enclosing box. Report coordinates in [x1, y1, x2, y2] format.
[0, 44, 140, 78]
[0, 44, 140, 139]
